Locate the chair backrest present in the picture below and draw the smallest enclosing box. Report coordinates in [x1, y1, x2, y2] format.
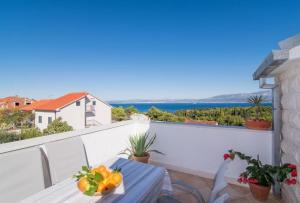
[208, 159, 231, 203]
[45, 137, 88, 184]
[0, 147, 48, 203]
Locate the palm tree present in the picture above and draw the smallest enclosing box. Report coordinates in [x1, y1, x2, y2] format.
[248, 95, 265, 120]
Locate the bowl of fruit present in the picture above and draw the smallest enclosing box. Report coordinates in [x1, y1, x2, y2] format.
[74, 165, 123, 196]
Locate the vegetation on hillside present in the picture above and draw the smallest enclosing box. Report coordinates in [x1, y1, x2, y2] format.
[112, 105, 272, 126]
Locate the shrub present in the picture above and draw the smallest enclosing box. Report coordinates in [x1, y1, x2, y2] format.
[112, 107, 128, 121]
[0, 130, 20, 144]
[20, 128, 43, 139]
[43, 118, 73, 135]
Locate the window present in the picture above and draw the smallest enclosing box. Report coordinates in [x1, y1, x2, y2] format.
[15, 102, 19, 107]
[48, 117, 52, 124]
[92, 101, 96, 105]
[38, 116, 42, 123]
[76, 101, 80, 106]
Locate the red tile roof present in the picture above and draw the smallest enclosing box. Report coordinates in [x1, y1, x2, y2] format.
[25, 92, 88, 111]
[0, 96, 35, 110]
[21, 99, 53, 111]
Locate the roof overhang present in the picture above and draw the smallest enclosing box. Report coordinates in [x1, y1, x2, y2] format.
[253, 34, 300, 80]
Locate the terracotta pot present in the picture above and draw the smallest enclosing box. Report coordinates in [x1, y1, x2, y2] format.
[245, 119, 271, 130]
[132, 153, 150, 163]
[249, 183, 271, 202]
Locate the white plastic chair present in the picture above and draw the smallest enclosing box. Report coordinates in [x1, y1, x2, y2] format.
[158, 159, 231, 203]
[44, 137, 88, 184]
[207, 158, 231, 203]
[0, 147, 49, 203]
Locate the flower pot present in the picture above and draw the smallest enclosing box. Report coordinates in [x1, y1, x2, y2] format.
[245, 119, 271, 130]
[132, 153, 150, 163]
[249, 183, 271, 202]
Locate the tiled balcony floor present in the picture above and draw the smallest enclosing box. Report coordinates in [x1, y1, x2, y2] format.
[168, 169, 280, 203]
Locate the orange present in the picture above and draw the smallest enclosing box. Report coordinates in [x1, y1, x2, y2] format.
[108, 172, 123, 187]
[97, 165, 107, 173]
[77, 177, 90, 192]
[96, 182, 106, 193]
[100, 170, 111, 179]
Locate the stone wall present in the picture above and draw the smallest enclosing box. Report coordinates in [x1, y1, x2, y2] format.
[278, 64, 300, 203]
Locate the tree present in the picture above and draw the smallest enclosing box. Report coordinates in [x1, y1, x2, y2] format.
[112, 107, 128, 121]
[124, 106, 138, 116]
[0, 109, 34, 129]
[43, 118, 73, 135]
[248, 95, 265, 120]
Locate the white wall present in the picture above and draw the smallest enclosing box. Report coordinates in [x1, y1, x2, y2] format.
[35, 111, 56, 130]
[277, 62, 300, 203]
[86, 95, 112, 125]
[56, 97, 86, 130]
[148, 122, 273, 184]
[0, 120, 273, 198]
[81, 121, 146, 166]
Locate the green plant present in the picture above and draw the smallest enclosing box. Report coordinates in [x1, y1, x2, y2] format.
[224, 150, 298, 187]
[43, 118, 73, 135]
[0, 130, 20, 143]
[112, 107, 128, 121]
[121, 133, 163, 158]
[248, 95, 265, 120]
[124, 106, 138, 116]
[0, 109, 34, 129]
[20, 128, 42, 139]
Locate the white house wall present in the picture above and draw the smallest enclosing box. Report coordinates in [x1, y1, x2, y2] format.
[56, 97, 86, 130]
[86, 95, 111, 125]
[35, 111, 56, 130]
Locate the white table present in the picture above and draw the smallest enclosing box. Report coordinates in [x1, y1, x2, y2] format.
[20, 158, 166, 203]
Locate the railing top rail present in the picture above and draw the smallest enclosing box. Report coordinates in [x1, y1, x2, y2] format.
[150, 121, 272, 133]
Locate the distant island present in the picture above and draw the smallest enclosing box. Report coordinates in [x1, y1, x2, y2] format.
[108, 90, 272, 104]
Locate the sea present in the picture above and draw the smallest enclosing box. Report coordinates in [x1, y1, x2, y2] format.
[110, 103, 272, 113]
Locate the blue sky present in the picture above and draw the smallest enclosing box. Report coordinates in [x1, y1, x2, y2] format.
[0, 0, 299, 100]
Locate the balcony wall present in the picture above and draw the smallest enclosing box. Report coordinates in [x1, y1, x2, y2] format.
[148, 122, 273, 184]
[0, 120, 272, 200]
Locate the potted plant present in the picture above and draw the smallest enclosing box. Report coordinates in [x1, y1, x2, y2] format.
[121, 133, 163, 163]
[245, 95, 271, 130]
[224, 150, 298, 202]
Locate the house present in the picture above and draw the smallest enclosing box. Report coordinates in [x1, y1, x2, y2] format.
[22, 92, 112, 130]
[253, 34, 300, 203]
[0, 96, 35, 110]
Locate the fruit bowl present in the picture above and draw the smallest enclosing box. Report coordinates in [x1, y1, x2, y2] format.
[74, 165, 123, 196]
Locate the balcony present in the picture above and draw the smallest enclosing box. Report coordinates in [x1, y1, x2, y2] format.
[86, 105, 96, 113]
[0, 120, 277, 203]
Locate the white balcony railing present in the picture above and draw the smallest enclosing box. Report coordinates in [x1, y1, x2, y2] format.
[86, 105, 95, 113]
[0, 120, 272, 201]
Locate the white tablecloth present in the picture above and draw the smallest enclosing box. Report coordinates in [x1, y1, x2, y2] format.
[20, 158, 165, 203]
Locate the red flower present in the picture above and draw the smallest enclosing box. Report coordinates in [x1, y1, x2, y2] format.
[237, 176, 248, 184]
[291, 169, 298, 177]
[248, 178, 259, 184]
[288, 164, 297, 170]
[286, 178, 297, 185]
[223, 153, 231, 160]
